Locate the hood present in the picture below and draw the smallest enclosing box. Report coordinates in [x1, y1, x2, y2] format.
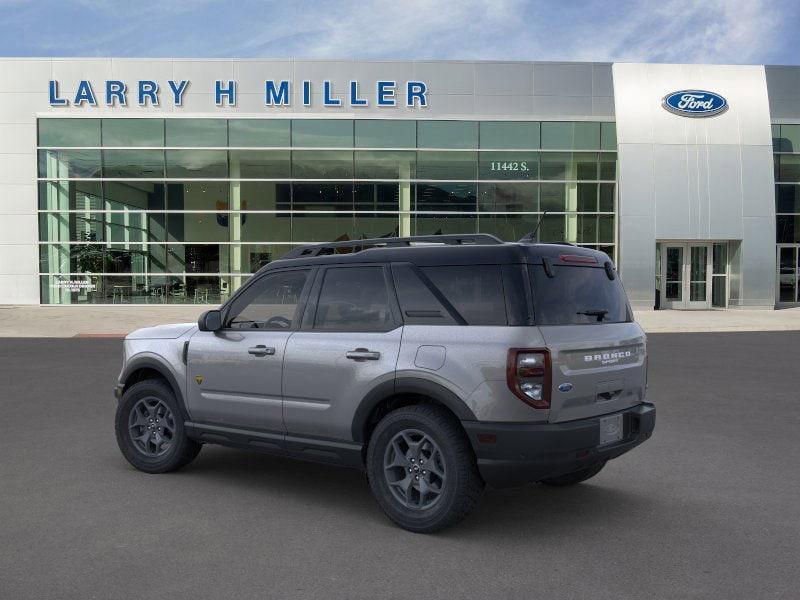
[126, 323, 197, 340]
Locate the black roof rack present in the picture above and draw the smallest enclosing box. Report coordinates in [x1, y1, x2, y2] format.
[281, 234, 504, 260]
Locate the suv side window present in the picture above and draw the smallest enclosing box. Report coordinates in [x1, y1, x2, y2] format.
[313, 266, 394, 331]
[421, 265, 508, 325]
[226, 269, 310, 329]
[391, 264, 457, 325]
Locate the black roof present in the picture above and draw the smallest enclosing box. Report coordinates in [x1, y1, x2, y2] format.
[259, 234, 612, 274]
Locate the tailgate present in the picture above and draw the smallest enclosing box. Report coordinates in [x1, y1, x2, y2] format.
[539, 322, 646, 423]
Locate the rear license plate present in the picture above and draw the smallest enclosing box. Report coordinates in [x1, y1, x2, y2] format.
[599, 414, 623, 446]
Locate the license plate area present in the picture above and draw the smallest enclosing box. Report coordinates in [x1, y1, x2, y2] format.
[599, 413, 624, 446]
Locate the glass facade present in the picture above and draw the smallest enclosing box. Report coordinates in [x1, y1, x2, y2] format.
[773, 124, 800, 304]
[37, 118, 617, 304]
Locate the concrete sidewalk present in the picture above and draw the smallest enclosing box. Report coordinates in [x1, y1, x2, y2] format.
[2, 304, 800, 337]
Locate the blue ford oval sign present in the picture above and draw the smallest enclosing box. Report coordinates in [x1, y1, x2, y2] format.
[662, 90, 728, 117]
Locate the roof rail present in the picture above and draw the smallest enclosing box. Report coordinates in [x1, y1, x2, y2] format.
[281, 234, 504, 260]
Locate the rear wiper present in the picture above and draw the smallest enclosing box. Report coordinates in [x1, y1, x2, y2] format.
[577, 309, 609, 322]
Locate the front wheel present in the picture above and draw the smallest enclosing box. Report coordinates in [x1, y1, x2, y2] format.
[366, 405, 484, 533]
[115, 379, 201, 474]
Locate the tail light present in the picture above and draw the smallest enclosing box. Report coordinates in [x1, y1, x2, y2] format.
[507, 349, 551, 409]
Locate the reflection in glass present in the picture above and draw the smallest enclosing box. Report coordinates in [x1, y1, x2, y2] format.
[415, 183, 477, 212]
[165, 119, 227, 147]
[479, 122, 540, 149]
[229, 150, 290, 179]
[292, 150, 353, 179]
[417, 121, 478, 149]
[38, 149, 102, 178]
[103, 119, 164, 147]
[354, 151, 415, 179]
[416, 151, 477, 180]
[355, 120, 416, 148]
[229, 120, 290, 147]
[292, 120, 353, 147]
[479, 183, 538, 212]
[103, 150, 165, 178]
[165, 150, 228, 178]
[39, 119, 101, 147]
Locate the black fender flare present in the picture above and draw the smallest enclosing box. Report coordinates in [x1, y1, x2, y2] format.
[119, 355, 190, 421]
[351, 377, 477, 443]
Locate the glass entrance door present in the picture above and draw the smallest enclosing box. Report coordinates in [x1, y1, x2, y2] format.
[777, 245, 799, 304]
[659, 242, 712, 309]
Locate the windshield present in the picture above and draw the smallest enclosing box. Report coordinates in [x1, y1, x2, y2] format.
[530, 264, 632, 325]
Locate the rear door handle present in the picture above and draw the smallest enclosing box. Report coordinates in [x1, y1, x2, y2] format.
[346, 348, 381, 361]
[248, 345, 276, 357]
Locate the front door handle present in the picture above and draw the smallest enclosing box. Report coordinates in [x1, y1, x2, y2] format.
[346, 348, 381, 361]
[248, 345, 276, 357]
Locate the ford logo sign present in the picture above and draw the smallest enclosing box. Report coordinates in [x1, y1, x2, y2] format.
[558, 383, 574, 393]
[662, 90, 728, 117]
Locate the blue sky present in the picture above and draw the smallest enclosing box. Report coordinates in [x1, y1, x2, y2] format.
[1, 0, 798, 65]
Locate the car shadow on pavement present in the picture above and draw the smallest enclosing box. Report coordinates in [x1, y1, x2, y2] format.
[132, 444, 657, 537]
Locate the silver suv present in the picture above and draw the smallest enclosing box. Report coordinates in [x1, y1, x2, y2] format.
[114, 234, 655, 532]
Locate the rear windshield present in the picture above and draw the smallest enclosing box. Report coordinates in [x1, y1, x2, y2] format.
[530, 264, 632, 325]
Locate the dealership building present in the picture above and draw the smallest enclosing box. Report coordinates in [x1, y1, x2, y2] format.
[0, 58, 799, 309]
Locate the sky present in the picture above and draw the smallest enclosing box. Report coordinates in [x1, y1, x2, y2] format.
[0, 0, 798, 65]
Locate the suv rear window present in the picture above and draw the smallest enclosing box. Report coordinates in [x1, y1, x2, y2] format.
[530, 264, 631, 325]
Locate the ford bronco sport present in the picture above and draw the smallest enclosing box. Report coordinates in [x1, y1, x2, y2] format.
[114, 234, 655, 532]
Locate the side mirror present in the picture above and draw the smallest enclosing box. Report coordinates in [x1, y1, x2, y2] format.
[198, 309, 223, 332]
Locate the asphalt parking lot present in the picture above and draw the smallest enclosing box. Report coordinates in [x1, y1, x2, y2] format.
[1, 332, 799, 599]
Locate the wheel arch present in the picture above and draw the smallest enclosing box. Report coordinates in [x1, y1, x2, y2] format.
[351, 377, 477, 445]
[120, 356, 190, 421]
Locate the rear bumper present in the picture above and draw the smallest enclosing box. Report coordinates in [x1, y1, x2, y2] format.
[463, 402, 655, 489]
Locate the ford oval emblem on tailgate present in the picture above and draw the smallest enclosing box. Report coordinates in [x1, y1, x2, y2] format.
[558, 383, 574, 393]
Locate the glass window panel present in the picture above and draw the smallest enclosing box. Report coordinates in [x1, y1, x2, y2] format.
[539, 183, 566, 211]
[103, 149, 164, 178]
[229, 119, 290, 147]
[413, 214, 477, 235]
[776, 215, 800, 243]
[239, 244, 296, 271]
[105, 181, 165, 211]
[415, 183, 477, 212]
[168, 276, 229, 304]
[167, 244, 223, 273]
[38, 119, 100, 147]
[354, 151, 416, 179]
[778, 154, 800, 182]
[776, 185, 800, 213]
[229, 150, 290, 179]
[600, 153, 617, 180]
[291, 183, 354, 211]
[291, 212, 355, 242]
[540, 122, 573, 150]
[354, 183, 401, 211]
[577, 214, 598, 243]
[713, 243, 728, 275]
[39, 211, 104, 242]
[165, 119, 227, 147]
[422, 265, 507, 325]
[476, 213, 540, 241]
[291, 119, 353, 147]
[354, 213, 399, 239]
[38, 242, 163, 275]
[38, 180, 104, 210]
[292, 150, 353, 179]
[102, 119, 164, 147]
[777, 274, 796, 303]
[600, 122, 617, 151]
[240, 211, 291, 242]
[540, 152, 571, 180]
[780, 125, 800, 153]
[599, 183, 615, 212]
[314, 267, 392, 332]
[239, 181, 291, 211]
[478, 183, 538, 212]
[417, 121, 478, 149]
[165, 150, 227, 178]
[166, 182, 229, 211]
[416, 151, 477, 180]
[538, 214, 566, 242]
[228, 270, 309, 328]
[39, 272, 191, 304]
[479, 152, 539, 179]
[577, 183, 598, 212]
[575, 152, 599, 180]
[573, 122, 601, 150]
[105, 211, 163, 243]
[355, 120, 416, 148]
[38, 149, 102, 178]
[599, 245, 616, 263]
[479, 122, 540, 149]
[598, 215, 615, 243]
[168, 212, 229, 243]
[772, 124, 781, 152]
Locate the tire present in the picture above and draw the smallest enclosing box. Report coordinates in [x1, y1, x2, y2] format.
[366, 404, 484, 533]
[115, 378, 201, 474]
[540, 461, 606, 487]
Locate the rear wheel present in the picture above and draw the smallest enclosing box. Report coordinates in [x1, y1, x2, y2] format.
[366, 405, 484, 533]
[115, 379, 201, 473]
[540, 461, 606, 487]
